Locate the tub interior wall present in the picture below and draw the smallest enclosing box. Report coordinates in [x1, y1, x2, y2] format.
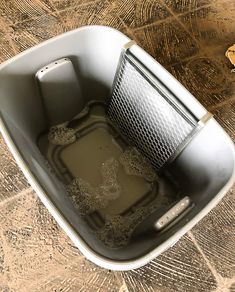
[0, 27, 129, 141]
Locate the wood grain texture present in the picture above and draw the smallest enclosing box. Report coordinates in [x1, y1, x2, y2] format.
[212, 101, 235, 142]
[57, 0, 127, 32]
[168, 57, 235, 109]
[189, 187, 235, 279]
[122, 235, 217, 292]
[0, 0, 55, 24]
[133, 21, 199, 66]
[180, 0, 235, 50]
[0, 192, 122, 292]
[11, 14, 64, 44]
[0, 32, 16, 62]
[113, 0, 171, 29]
[48, 0, 98, 11]
[0, 137, 29, 202]
[163, 0, 212, 14]
[0, 0, 234, 291]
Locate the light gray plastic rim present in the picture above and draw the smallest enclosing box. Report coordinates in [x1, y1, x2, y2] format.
[0, 26, 235, 271]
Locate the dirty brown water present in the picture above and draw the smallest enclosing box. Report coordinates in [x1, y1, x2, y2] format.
[37, 102, 179, 248]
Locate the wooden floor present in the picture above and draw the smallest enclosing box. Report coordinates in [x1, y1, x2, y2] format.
[0, 0, 235, 291]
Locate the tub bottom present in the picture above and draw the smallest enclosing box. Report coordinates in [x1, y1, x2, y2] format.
[37, 101, 181, 248]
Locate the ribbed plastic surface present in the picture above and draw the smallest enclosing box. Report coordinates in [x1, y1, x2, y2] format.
[108, 53, 196, 171]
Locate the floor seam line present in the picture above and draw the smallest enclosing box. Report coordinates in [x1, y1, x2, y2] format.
[0, 187, 33, 207]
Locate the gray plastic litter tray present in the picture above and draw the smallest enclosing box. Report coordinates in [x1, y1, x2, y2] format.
[0, 25, 234, 271]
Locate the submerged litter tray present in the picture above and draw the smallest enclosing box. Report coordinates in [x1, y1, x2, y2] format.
[0, 26, 235, 271]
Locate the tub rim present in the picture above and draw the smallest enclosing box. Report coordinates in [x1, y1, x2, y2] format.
[0, 25, 235, 271]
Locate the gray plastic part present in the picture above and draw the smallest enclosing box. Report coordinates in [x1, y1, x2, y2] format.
[0, 26, 234, 271]
[108, 50, 198, 171]
[36, 58, 83, 126]
[155, 196, 191, 230]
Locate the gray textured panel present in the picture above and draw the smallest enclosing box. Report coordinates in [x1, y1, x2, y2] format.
[108, 52, 195, 170]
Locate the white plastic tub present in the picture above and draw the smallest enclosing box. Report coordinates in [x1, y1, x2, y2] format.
[0, 26, 234, 270]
